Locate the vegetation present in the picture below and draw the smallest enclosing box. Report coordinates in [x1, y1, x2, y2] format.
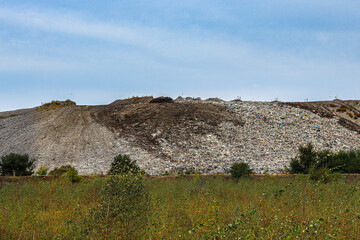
[0, 153, 35, 176]
[149, 96, 174, 103]
[2, 176, 360, 239]
[35, 165, 48, 176]
[48, 165, 78, 176]
[37, 99, 76, 110]
[288, 143, 360, 175]
[230, 162, 253, 179]
[77, 173, 150, 238]
[336, 105, 347, 112]
[107, 154, 140, 175]
[65, 168, 82, 183]
[0, 113, 19, 119]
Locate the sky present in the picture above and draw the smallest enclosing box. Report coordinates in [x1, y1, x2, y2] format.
[0, 1, 359, 111]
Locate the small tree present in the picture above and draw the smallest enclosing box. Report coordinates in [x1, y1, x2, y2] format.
[230, 162, 253, 180]
[289, 143, 317, 174]
[107, 154, 140, 175]
[0, 153, 35, 176]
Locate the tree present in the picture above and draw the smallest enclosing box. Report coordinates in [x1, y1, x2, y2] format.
[289, 143, 317, 174]
[0, 153, 35, 176]
[107, 154, 140, 175]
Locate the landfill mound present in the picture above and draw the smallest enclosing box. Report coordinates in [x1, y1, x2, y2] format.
[284, 100, 360, 134]
[0, 97, 359, 175]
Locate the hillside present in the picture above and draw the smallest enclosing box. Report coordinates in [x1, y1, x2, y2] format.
[0, 97, 359, 174]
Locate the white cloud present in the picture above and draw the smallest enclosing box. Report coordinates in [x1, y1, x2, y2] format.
[0, 6, 359, 111]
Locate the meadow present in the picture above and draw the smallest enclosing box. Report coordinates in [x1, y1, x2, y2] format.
[1, 175, 360, 239]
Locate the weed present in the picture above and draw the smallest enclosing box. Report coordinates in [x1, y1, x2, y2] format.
[35, 165, 48, 176]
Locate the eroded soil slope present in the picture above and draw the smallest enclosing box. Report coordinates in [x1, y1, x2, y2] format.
[92, 97, 244, 152]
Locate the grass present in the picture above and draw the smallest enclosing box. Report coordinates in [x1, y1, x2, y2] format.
[1, 175, 360, 239]
[36, 100, 76, 110]
[0, 114, 19, 119]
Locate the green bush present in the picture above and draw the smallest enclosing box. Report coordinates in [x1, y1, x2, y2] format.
[309, 167, 342, 183]
[230, 162, 253, 179]
[107, 154, 140, 175]
[79, 173, 150, 238]
[288, 143, 360, 174]
[65, 168, 82, 183]
[0, 153, 35, 176]
[48, 165, 77, 176]
[37, 99, 76, 109]
[35, 165, 48, 176]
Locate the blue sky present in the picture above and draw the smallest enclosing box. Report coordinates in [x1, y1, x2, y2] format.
[0, 1, 359, 111]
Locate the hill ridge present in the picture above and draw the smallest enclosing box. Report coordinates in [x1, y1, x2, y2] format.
[0, 97, 359, 174]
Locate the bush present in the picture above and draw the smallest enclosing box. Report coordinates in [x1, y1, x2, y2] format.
[336, 105, 347, 112]
[0, 153, 35, 176]
[48, 165, 77, 176]
[230, 162, 253, 179]
[288, 143, 360, 174]
[35, 165, 48, 176]
[78, 173, 150, 238]
[149, 97, 174, 103]
[65, 168, 81, 183]
[107, 154, 140, 175]
[309, 167, 342, 183]
[37, 99, 76, 110]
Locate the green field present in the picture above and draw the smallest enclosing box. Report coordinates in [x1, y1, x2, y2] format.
[1, 175, 360, 239]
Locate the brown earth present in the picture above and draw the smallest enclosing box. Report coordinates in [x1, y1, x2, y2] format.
[91, 97, 244, 152]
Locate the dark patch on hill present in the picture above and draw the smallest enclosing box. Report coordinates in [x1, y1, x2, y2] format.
[91, 97, 244, 151]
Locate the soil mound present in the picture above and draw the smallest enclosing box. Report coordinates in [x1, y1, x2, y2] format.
[92, 97, 244, 151]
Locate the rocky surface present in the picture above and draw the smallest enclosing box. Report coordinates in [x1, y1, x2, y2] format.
[0, 97, 359, 174]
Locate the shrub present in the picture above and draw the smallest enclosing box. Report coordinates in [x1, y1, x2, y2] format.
[336, 106, 347, 112]
[65, 168, 81, 183]
[288, 143, 360, 174]
[149, 97, 174, 103]
[230, 162, 253, 179]
[107, 154, 140, 175]
[79, 173, 150, 238]
[0, 153, 35, 176]
[48, 165, 77, 176]
[37, 99, 76, 110]
[309, 167, 342, 183]
[35, 165, 48, 176]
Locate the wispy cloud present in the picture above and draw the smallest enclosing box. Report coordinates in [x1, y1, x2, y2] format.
[0, 5, 359, 111]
